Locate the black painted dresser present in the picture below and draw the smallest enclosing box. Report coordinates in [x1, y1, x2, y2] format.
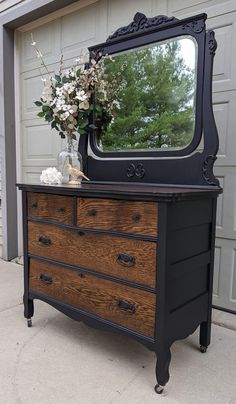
[17, 182, 221, 391]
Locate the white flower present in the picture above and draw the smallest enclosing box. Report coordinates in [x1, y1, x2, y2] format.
[65, 69, 76, 78]
[40, 167, 63, 185]
[68, 123, 74, 130]
[75, 90, 87, 101]
[63, 82, 75, 94]
[56, 88, 63, 96]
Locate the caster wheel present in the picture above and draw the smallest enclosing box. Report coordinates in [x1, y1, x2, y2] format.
[27, 319, 32, 328]
[200, 345, 207, 353]
[154, 384, 164, 394]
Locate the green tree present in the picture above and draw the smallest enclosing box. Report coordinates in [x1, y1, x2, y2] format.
[99, 41, 195, 152]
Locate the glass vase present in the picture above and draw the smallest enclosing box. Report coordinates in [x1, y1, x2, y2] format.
[57, 137, 83, 184]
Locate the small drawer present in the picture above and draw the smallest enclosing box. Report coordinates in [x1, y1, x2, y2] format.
[77, 198, 158, 237]
[28, 222, 156, 288]
[29, 258, 156, 338]
[27, 193, 73, 225]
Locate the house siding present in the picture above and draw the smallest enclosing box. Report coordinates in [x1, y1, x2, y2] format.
[0, 158, 2, 258]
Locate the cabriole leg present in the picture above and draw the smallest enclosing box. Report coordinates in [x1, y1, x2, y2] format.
[199, 320, 211, 353]
[155, 347, 171, 394]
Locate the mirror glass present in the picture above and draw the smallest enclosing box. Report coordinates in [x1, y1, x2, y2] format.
[96, 36, 197, 153]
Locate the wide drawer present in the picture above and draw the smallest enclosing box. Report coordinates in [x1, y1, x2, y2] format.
[27, 192, 73, 225]
[28, 222, 156, 288]
[77, 198, 157, 237]
[29, 258, 156, 338]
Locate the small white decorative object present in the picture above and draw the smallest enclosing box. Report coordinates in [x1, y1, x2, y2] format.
[40, 167, 63, 185]
[66, 163, 90, 184]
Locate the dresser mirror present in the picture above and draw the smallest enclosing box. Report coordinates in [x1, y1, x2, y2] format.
[96, 36, 197, 153]
[79, 13, 219, 187]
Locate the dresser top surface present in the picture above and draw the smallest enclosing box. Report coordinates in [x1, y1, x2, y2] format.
[17, 182, 221, 201]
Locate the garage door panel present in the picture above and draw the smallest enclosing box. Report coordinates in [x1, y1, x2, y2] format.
[232, 249, 236, 302]
[108, 0, 152, 34]
[207, 13, 236, 92]
[20, 19, 61, 74]
[216, 176, 224, 230]
[213, 245, 221, 298]
[213, 91, 236, 166]
[23, 167, 49, 184]
[61, 2, 106, 61]
[213, 239, 236, 311]
[21, 65, 59, 121]
[213, 100, 228, 159]
[22, 120, 61, 167]
[168, 0, 208, 15]
[215, 167, 236, 240]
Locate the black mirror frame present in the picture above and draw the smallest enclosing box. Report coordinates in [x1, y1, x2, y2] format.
[78, 12, 220, 188]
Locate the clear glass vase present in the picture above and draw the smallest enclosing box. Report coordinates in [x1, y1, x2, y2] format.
[57, 137, 83, 184]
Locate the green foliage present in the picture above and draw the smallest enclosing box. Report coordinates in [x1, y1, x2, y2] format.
[100, 41, 195, 151]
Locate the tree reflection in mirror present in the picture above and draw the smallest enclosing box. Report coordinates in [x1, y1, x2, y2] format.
[96, 36, 197, 153]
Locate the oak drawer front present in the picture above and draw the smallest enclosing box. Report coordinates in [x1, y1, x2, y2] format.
[77, 198, 158, 237]
[29, 258, 156, 338]
[28, 222, 156, 288]
[27, 193, 73, 225]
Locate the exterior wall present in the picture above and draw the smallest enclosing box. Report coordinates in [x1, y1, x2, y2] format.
[0, 156, 2, 258]
[1, 0, 235, 310]
[0, 0, 25, 13]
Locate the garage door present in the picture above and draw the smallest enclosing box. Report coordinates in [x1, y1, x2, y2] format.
[17, 0, 236, 312]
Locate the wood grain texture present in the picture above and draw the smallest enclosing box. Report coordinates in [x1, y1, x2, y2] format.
[28, 222, 156, 288]
[29, 258, 156, 337]
[77, 198, 158, 237]
[27, 193, 73, 224]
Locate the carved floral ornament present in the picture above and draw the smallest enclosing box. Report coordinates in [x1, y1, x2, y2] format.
[107, 12, 206, 43]
[108, 13, 178, 41]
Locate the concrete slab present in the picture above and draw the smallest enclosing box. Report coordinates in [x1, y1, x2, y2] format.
[0, 259, 236, 404]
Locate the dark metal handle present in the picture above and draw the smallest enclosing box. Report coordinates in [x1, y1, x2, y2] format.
[57, 207, 65, 213]
[117, 299, 136, 314]
[78, 231, 85, 236]
[87, 208, 97, 217]
[117, 253, 136, 267]
[40, 273, 53, 284]
[38, 236, 51, 246]
[31, 202, 38, 209]
[132, 212, 141, 222]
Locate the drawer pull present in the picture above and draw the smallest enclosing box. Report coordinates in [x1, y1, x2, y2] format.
[58, 207, 65, 213]
[38, 236, 51, 246]
[117, 299, 136, 314]
[87, 209, 97, 217]
[39, 273, 53, 284]
[117, 253, 136, 267]
[132, 212, 141, 222]
[31, 202, 38, 209]
[78, 230, 85, 236]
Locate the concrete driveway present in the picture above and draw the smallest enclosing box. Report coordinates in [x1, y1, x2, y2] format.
[0, 259, 236, 404]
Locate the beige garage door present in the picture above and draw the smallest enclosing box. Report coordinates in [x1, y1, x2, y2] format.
[17, 0, 236, 312]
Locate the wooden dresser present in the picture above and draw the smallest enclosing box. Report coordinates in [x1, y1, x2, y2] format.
[17, 12, 222, 393]
[17, 182, 220, 391]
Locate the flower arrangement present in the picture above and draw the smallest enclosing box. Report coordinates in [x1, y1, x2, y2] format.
[31, 36, 120, 142]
